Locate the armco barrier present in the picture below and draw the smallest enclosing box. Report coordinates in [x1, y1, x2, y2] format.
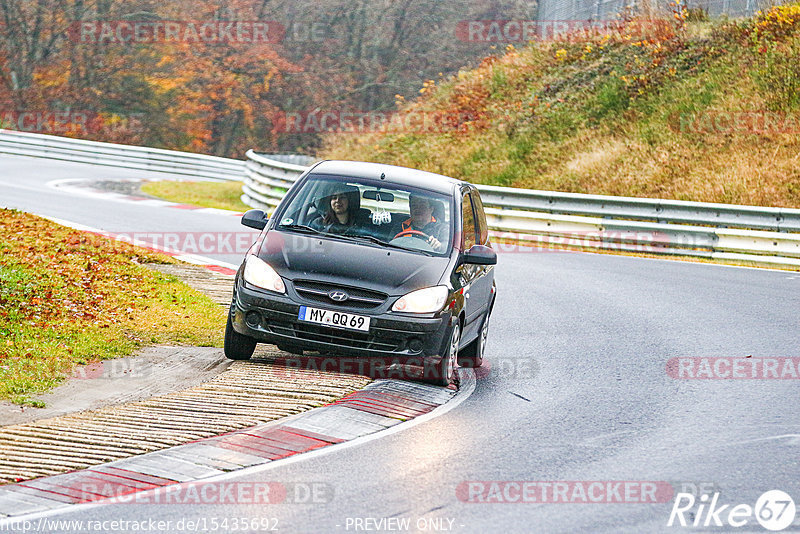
[476, 185, 800, 233]
[0, 130, 244, 180]
[241, 150, 314, 210]
[242, 152, 800, 267]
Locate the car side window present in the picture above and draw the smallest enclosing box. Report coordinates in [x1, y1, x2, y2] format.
[462, 192, 477, 249]
[470, 191, 489, 245]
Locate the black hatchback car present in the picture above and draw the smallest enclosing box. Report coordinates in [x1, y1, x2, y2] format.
[224, 160, 496, 386]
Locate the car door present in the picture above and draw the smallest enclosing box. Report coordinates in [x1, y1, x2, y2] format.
[468, 188, 494, 319]
[457, 188, 482, 343]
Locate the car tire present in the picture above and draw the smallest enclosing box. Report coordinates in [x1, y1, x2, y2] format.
[224, 314, 257, 360]
[458, 312, 489, 368]
[432, 323, 460, 387]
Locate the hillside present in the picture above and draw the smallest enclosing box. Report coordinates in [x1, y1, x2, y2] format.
[321, 4, 800, 208]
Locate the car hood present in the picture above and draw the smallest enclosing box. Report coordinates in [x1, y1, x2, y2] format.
[257, 230, 450, 295]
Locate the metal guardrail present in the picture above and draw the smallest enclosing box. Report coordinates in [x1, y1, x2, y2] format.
[0, 130, 245, 180]
[241, 150, 314, 211]
[243, 152, 800, 267]
[476, 185, 800, 233]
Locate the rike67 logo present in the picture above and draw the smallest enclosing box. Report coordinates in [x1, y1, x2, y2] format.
[668, 490, 796, 531]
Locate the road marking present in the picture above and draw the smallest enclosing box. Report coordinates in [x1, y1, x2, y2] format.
[45, 178, 243, 217]
[35, 213, 240, 274]
[731, 434, 800, 446]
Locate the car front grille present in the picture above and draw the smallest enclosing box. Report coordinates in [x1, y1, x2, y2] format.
[292, 279, 387, 310]
[268, 321, 401, 352]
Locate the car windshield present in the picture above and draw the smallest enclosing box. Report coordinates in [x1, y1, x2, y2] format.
[275, 174, 453, 256]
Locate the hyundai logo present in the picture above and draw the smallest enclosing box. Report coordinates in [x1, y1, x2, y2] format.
[328, 290, 349, 302]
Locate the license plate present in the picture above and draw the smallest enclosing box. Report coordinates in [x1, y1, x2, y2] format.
[298, 306, 370, 332]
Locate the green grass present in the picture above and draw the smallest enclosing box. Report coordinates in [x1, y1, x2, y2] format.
[140, 180, 249, 211]
[0, 209, 225, 406]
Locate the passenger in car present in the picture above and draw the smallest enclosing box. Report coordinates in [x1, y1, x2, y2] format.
[397, 195, 448, 251]
[311, 183, 369, 234]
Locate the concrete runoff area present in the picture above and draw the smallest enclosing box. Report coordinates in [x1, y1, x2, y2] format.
[0, 372, 466, 517]
[0, 354, 371, 484]
[0, 346, 233, 427]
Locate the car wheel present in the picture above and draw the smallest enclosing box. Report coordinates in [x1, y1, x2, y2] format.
[458, 313, 489, 368]
[433, 323, 460, 387]
[224, 314, 257, 360]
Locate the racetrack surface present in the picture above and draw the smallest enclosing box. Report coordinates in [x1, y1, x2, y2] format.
[0, 154, 254, 266]
[1, 154, 799, 533]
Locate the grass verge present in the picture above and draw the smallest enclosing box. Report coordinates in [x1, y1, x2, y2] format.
[0, 209, 226, 406]
[140, 180, 249, 211]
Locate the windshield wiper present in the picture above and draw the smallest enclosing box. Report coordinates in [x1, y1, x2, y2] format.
[281, 224, 364, 244]
[346, 234, 436, 256]
[280, 223, 335, 238]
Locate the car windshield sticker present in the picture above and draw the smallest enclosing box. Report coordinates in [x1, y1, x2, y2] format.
[281, 217, 293, 225]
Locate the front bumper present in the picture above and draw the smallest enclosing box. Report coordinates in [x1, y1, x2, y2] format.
[230, 282, 454, 361]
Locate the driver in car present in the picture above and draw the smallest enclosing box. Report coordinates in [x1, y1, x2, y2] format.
[397, 194, 447, 251]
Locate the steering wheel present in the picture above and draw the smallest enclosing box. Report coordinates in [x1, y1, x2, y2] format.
[394, 229, 429, 240]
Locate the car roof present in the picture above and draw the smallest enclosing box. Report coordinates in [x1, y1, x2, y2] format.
[309, 160, 465, 195]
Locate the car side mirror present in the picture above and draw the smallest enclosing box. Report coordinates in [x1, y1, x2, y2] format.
[460, 244, 497, 265]
[241, 209, 268, 230]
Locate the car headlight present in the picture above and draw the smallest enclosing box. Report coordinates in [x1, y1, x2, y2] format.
[243, 255, 286, 294]
[392, 286, 449, 314]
